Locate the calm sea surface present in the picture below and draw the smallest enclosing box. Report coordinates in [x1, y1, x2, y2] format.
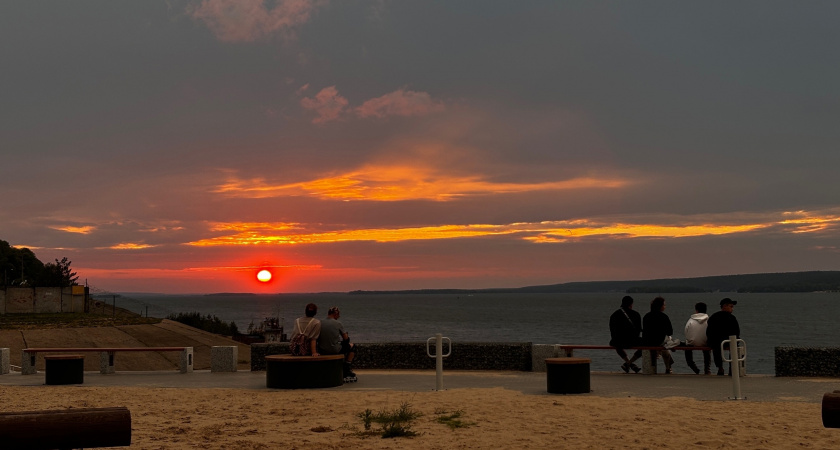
[112, 292, 840, 375]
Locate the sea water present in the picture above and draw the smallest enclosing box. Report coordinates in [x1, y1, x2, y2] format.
[113, 292, 840, 375]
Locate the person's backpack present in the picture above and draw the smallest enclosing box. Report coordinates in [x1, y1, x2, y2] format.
[289, 318, 314, 356]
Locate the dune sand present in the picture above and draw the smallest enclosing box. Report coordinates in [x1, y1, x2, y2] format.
[1, 384, 838, 449]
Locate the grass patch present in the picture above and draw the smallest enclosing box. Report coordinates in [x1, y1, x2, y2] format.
[356, 402, 422, 438]
[435, 409, 475, 430]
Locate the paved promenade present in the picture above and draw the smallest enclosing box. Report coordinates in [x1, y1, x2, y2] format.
[2, 370, 837, 403]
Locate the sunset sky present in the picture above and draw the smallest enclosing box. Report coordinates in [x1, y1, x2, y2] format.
[2, 1, 839, 294]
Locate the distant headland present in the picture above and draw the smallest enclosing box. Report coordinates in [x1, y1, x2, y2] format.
[349, 271, 840, 295]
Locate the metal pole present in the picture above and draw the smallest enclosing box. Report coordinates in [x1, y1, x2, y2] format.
[723, 335, 747, 400]
[435, 334, 444, 391]
[426, 333, 452, 391]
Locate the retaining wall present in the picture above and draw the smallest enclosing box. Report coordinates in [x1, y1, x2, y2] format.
[251, 342, 533, 372]
[0, 287, 86, 314]
[775, 347, 840, 377]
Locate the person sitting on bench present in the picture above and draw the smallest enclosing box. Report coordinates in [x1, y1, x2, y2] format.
[317, 306, 358, 382]
[290, 303, 321, 356]
[609, 295, 643, 373]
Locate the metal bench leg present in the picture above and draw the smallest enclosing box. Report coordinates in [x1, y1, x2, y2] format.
[642, 350, 657, 375]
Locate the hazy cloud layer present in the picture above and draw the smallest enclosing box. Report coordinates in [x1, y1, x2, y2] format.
[189, 0, 322, 42]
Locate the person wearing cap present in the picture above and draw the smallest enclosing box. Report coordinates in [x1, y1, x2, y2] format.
[705, 298, 741, 376]
[317, 306, 358, 382]
[609, 295, 643, 373]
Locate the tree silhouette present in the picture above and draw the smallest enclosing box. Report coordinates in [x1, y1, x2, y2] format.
[41, 257, 79, 287]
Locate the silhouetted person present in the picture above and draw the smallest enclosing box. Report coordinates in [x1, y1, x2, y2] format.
[642, 296, 674, 373]
[609, 295, 643, 373]
[706, 298, 741, 376]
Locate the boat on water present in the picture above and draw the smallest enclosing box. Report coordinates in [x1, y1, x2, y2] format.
[233, 316, 287, 344]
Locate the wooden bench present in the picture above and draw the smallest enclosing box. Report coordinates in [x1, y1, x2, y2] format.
[44, 354, 85, 385]
[0, 407, 131, 449]
[22, 347, 193, 375]
[557, 344, 713, 375]
[265, 354, 344, 389]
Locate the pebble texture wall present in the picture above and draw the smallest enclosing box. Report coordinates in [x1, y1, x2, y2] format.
[775, 347, 840, 377]
[251, 342, 532, 372]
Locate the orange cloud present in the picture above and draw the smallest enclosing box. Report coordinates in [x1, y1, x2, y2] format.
[525, 223, 768, 243]
[355, 89, 446, 118]
[189, 0, 319, 42]
[52, 225, 96, 234]
[107, 243, 156, 250]
[778, 212, 840, 234]
[299, 86, 349, 124]
[215, 164, 630, 201]
[187, 217, 778, 247]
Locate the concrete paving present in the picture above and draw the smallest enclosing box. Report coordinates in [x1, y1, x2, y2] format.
[2, 369, 838, 403]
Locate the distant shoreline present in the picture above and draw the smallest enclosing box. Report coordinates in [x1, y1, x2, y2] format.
[111, 270, 840, 296]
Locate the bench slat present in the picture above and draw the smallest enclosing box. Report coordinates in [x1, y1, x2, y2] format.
[558, 345, 712, 351]
[24, 347, 187, 353]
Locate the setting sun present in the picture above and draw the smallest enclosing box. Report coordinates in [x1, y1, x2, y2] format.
[256, 269, 272, 283]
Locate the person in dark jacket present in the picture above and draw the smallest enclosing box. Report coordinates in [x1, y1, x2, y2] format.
[609, 295, 643, 373]
[642, 296, 675, 373]
[706, 298, 741, 376]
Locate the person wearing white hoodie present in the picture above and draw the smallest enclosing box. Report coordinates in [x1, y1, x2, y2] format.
[684, 302, 711, 375]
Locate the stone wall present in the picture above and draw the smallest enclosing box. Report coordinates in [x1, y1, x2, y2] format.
[775, 347, 840, 377]
[251, 342, 533, 372]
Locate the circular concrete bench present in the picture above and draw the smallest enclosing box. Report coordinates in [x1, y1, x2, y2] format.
[45, 355, 85, 385]
[545, 357, 591, 394]
[266, 354, 344, 389]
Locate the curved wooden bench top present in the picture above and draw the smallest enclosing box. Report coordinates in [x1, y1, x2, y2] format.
[558, 345, 712, 351]
[545, 357, 591, 364]
[266, 354, 344, 362]
[43, 355, 85, 360]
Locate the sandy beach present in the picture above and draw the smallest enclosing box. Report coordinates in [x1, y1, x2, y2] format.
[2, 382, 838, 449]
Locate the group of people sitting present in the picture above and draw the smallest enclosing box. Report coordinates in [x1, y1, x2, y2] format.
[289, 303, 358, 382]
[609, 295, 741, 375]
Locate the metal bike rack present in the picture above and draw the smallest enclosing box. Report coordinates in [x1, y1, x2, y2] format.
[426, 333, 452, 391]
[722, 335, 747, 400]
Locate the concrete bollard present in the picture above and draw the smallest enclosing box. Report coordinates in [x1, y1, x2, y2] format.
[210, 346, 238, 373]
[100, 351, 116, 374]
[21, 350, 36, 375]
[0, 348, 9, 375]
[179, 347, 194, 373]
[531, 344, 558, 372]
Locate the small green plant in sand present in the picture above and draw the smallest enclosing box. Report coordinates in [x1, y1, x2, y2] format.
[434, 409, 475, 430]
[355, 402, 422, 438]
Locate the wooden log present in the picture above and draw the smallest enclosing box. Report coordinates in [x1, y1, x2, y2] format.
[822, 392, 840, 428]
[0, 407, 131, 449]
